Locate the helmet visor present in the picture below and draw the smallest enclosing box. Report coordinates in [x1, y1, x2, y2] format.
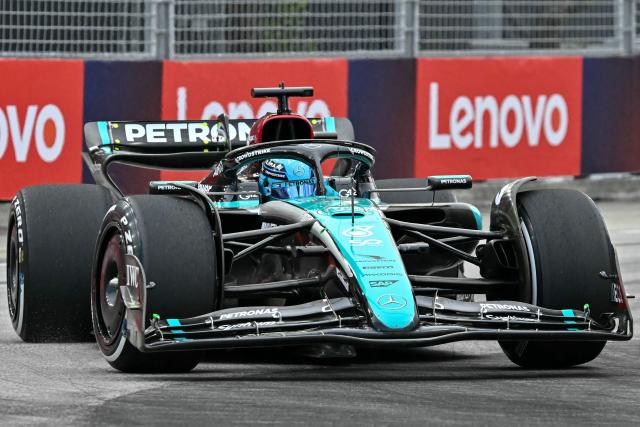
[270, 178, 316, 199]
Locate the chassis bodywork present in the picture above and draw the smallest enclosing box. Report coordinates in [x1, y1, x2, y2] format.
[83, 114, 633, 355]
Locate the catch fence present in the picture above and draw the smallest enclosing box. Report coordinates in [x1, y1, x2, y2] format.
[0, 0, 638, 59]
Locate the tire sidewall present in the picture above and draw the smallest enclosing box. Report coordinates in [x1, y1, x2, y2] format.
[7, 194, 28, 337]
[518, 211, 539, 306]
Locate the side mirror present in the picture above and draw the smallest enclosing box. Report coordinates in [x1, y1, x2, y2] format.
[427, 175, 473, 190]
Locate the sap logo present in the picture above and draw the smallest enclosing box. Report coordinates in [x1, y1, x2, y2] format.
[369, 280, 398, 287]
[0, 104, 65, 162]
[428, 82, 568, 150]
[176, 87, 332, 120]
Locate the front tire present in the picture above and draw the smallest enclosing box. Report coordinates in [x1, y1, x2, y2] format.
[500, 189, 619, 368]
[92, 195, 218, 373]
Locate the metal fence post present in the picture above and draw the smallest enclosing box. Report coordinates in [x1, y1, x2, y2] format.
[167, 0, 176, 59]
[395, 0, 406, 56]
[629, 0, 637, 54]
[473, 0, 502, 42]
[618, 0, 634, 55]
[154, 0, 173, 60]
[403, 0, 417, 58]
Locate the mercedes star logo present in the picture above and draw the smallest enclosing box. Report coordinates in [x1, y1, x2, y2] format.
[341, 225, 374, 238]
[376, 294, 407, 310]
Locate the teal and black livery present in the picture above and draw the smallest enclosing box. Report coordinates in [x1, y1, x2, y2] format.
[63, 84, 631, 374]
[288, 197, 418, 331]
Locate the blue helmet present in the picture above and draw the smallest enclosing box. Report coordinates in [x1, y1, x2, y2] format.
[259, 158, 317, 200]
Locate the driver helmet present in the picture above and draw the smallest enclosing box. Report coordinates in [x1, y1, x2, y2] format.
[259, 158, 317, 199]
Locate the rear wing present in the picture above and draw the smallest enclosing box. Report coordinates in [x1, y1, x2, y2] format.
[83, 115, 355, 194]
[84, 116, 354, 154]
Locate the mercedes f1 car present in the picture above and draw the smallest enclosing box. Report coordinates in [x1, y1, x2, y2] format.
[7, 85, 632, 372]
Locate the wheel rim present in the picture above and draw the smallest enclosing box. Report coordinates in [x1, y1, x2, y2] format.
[7, 222, 19, 322]
[94, 233, 126, 347]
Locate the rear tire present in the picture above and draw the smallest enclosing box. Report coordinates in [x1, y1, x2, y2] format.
[7, 185, 113, 342]
[92, 195, 217, 373]
[499, 189, 617, 368]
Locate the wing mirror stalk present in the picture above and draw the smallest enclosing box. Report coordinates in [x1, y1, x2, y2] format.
[369, 175, 473, 195]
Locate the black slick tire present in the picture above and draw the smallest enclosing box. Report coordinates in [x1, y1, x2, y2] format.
[91, 195, 217, 373]
[6, 184, 113, 342]
[500, 189, 618, 368]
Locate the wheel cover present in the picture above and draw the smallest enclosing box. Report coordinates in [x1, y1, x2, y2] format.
[94, 233, 126, 347]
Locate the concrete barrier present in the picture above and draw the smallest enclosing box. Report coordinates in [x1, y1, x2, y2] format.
[0, 56, 639, 200]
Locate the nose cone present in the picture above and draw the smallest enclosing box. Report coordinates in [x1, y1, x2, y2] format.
[368, 293, 419, 331]
[288, 197, 419, 332]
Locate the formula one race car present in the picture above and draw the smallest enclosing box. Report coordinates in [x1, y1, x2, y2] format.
[7, 85, 632, 373]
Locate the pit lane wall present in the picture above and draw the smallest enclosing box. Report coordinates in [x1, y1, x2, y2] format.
[0, 57, 639, 199]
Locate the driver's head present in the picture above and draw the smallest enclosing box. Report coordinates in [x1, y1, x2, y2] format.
[259, 158, 316, 200]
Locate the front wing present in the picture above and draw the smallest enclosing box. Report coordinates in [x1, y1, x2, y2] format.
[139, 296, 632, 352]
